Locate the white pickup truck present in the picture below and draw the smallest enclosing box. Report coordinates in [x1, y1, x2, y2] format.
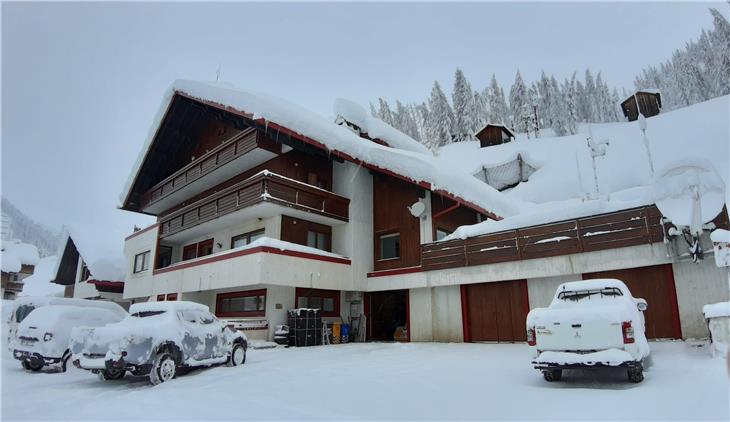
[526, 279, 650, 383]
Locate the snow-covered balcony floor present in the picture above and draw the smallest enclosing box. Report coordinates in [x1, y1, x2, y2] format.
[124, 238, 352, 298]
[2, 341, 726, 420]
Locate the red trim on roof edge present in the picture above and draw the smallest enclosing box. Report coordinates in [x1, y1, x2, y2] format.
[153, 246, 351, 275]
[367, 266, 423, 278]
[173, 91, 501, 221]
[125, 223, 159, 241]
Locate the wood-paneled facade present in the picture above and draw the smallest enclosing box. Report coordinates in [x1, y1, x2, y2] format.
[280, 215, 333, 252]
[621, 91, 662, 122]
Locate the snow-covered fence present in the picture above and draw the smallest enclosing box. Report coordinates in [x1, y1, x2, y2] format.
[422, 206, 669, 271]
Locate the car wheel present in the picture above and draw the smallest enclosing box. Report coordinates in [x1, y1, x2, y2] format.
[627, 363, 644, 383]
[543, 369, 562, 382]
[60, 351, 71, 373]
[98, 369, 126, 381]
[149, 352, 176, 385]
[22, 359, 43, 372]
[227, 343, 246, 367]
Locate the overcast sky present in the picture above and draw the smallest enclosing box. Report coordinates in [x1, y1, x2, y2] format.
[1, 1, 725, 255]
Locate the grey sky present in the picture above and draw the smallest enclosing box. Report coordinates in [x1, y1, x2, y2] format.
[1, 1, 724, 249]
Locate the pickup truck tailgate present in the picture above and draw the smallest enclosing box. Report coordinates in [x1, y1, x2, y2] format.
[532, 307, 626, 351]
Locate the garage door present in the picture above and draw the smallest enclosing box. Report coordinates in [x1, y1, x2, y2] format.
[583, 264, 681, 339]
[462, 280, 528, 342]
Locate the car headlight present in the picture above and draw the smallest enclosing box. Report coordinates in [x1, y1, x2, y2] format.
[43, 333, 53, 341]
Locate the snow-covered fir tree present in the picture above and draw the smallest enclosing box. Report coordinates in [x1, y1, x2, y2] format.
[451, 68, 477, 142]
[425, 81, 454, 149]
[486, 74, 509, 124]
[509, 70, 530, 133]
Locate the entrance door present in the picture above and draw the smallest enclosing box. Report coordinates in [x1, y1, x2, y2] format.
[583, 264, 681, 339]
[463, 280, 528, 342]
[367, 290, 408, 341]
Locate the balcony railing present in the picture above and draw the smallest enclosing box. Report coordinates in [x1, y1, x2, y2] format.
[141, 128, 263, 211]
[421, 206, 667, 271]
[158, 171, 349, 238]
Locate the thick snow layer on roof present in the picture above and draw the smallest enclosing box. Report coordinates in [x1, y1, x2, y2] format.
[1, 240, 40, 273]
[18, 256, 64, 297]
[121, 80, 521, 218]
[703, 302, 730, 319]
[711, 229, 730, 243]
[440, 95, 729, 240]
[333, 98, 430, 154]
[56, 227, 125, 282]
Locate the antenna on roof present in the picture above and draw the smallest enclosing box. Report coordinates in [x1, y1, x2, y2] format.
[215, 62, 222, 83]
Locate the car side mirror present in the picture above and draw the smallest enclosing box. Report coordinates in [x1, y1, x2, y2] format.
[637, 300, 648, 312]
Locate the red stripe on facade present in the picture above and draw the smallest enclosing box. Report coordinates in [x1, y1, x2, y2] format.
[153, 246, 351, 275]
[125, 223, 158, 241]
[367, 266, 423, 278]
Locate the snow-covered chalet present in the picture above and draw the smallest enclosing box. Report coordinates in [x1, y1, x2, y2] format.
[119, 80, 729, 342]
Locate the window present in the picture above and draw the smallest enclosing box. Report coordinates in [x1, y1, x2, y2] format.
[378, 233, 400, 260]
[295, 288, 340, 317]
[216, 289, 267, 317]
[134, 251, 151, 273]
[182, 239, 214, 261]
[166, 293, 178, 301]
[156, 294, 165, 301]
[231, 229, 265, 249]
[436, 228, 452, 241]
[80, 262, 91, 281]
[157, 246, 172, 269]
[307, 230, 330, 251]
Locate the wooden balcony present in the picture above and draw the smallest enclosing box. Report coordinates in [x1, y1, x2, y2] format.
[141, 128, 279, 213]
[158, 171, 349, 238]
[421, 206, 668, 271]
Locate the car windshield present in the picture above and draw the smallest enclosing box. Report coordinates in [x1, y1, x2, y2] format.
[558, 287, 623, 301]
[15, 305, 35, 323]
[130, 311, 166, 318]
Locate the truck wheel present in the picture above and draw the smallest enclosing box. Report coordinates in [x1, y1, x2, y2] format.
[627, 363, 644, 383]
[22, 359, 43, 372]
[98, 369, 125, 381]
[543, 369, 562, 382]
[227, 343, 246, 367]
[60, 351, 71, 372]
[149, 352, 176, 385]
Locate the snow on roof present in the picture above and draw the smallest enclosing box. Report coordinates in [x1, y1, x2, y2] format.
[333, 98, 430, 154]
[18, 256, 64, 297]
[1, 240, 40, 273]
[129, 300, 209, 315]
[56, 227, 125, 282]
[711, 229, 730, 243]
[475, 122, 515, 137]
[120, 80, 522, 219]
[440, 95, 730, 240]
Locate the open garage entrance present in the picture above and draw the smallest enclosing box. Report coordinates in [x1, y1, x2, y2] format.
[583, 264, 682, 339]
[366, 290, 409, 341]
[461, 280, 529, 343]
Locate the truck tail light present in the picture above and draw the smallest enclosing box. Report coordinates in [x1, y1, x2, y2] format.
[622, 321, 635, 344]
[527, 327, 536, 346]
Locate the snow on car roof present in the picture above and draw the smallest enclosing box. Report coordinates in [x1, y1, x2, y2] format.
[129, 301, 210, 315]
[9, 296, 126, 316]
[22, 304, 118, 325]
[440, 95, 729, 240]
[120, 79, 522, 219]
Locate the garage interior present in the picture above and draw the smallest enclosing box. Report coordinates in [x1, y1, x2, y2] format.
[367, 290, 409, 341]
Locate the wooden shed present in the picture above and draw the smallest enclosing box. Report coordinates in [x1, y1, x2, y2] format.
[475, 124, 515, 148]
[621, 91, 662, 122]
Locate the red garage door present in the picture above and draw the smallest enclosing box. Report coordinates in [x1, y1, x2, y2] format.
[462, 280, 529, 342]
[583, 264, 681, 339]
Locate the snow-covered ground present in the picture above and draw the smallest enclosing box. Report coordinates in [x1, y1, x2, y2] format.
[2, 340, 727, 420]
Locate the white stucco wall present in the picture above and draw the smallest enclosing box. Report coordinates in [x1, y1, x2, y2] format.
[123, 226, 159, 300]
[409, 285, 463, 342]
[332, 161, 373, 291]
[526, 274, 579, 309]
[672, 257, 730, 339]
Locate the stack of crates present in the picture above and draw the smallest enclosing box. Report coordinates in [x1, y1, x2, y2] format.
[287, 308, 322, 347]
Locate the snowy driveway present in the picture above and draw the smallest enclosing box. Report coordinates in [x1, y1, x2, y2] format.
[2, 342, 728, 420]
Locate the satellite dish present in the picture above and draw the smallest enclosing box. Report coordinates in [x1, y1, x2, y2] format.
[408, 201, 426, 218]
[653, 158, 725, 235]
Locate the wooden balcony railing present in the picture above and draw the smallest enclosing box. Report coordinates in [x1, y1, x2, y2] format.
[141, 128, 263, 211]
[421, 206, 667, 271]
[158, 171, 349, 238]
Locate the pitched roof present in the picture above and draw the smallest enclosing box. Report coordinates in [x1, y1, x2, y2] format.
[120, 80, 523, 219]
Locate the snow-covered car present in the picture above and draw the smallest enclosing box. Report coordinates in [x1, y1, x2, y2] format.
[70, 301, 248, 384]
[12, 304, 126, 372]
[6, 297, 127, 348]
[526, 279, 650, 383]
